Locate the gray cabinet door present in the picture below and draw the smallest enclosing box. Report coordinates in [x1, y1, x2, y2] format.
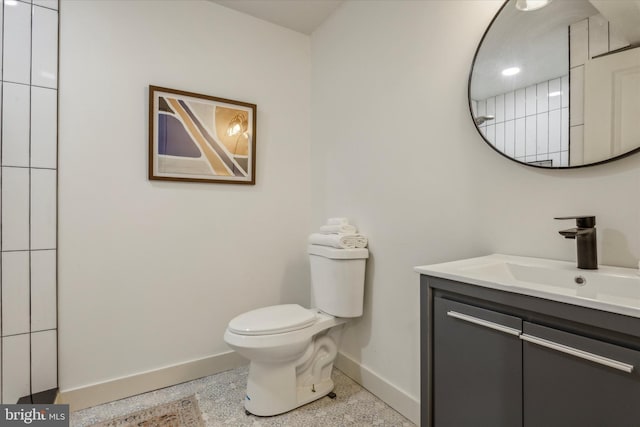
[523, 322, 640, 427]
[433, 297, 523, 427]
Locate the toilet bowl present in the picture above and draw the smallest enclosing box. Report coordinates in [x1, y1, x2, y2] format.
[224, 305, 347, 416]
[223, 245, 368, 416]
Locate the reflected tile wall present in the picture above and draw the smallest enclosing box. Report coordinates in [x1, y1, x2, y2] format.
[1, 0, 59, 403]
[475, 74, 569, 167]
[569, 13, 629, 166]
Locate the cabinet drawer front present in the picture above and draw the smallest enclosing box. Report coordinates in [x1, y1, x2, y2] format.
[434, 298, 523, 427]
[523, 322, 640, 427]
[523, 322, 640, 371]
[438, 297, 522, 332]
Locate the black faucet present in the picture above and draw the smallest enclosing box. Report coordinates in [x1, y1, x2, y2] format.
[554, 216, 597, 269]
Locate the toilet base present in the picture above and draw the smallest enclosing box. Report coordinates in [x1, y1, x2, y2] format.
[244, 364, 336, 416]
[243, 325, 344, 417]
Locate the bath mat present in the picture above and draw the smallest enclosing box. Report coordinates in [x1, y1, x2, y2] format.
[89, 395, 204, 427]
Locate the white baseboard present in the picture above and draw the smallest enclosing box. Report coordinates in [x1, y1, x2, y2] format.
[335, 351, 420, 425]
[57, 351, 247, 411]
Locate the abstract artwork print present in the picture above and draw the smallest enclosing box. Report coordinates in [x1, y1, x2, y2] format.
[149, 86, 256, 184]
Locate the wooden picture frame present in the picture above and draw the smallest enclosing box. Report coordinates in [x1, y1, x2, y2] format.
[149, 86, 257, 184]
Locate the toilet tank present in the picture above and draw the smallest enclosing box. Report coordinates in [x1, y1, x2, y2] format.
[307, 245, 369, 318]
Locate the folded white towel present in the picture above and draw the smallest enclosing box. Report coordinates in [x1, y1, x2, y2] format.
[319, 224, 357, 234]
[327, 217, 349, 225]
[309, 233, 357, 249]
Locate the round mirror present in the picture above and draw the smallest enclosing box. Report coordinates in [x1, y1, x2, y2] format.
[469, 0, 640, 168]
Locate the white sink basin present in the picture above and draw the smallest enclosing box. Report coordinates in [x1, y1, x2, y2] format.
[415, 254, 640, 318]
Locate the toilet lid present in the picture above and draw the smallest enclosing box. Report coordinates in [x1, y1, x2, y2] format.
[228, 304, 317, 336]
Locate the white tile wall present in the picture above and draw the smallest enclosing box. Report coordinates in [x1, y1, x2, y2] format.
[33, 0, 58, 10]
[31, 250, 57, 331]
[568, 13, 630, 167]
[561, 76, 569, 109]
[3, 1, 31, 84]
[485, 124, 495, 145]
[31, 330, 57, 393]
[548, 78, 561, 110]
[0, 4, 3, 73]
[561, 108, 569, 152]
[570, 125, 585, 165]
[495, 122, 504, 152]
[2, 334, 30, 404]
[1, 0, 59, 403]
[31, 169, 57, 250]
[549, 109, 562, 153]
[32, 6, 58, 88]
[2, 252, 30, 336]
[477, 99, 486, 119]
[474, 74, 569, 167]
[504, 91, 514, 121]
[2, 82, 30, 167]
[515, 118, 525, 158]
[31, 87, 58, 168]
[569, 66, 584, 126]
[495, 94, 504, 123]
[486, 97, 495, 118]
[525, 115, 536, 157]
[2, 167, 30, 251]
[536, 81, 548, 113]
[515, 89, 525, 119]
[525, 85, 536, 116]
[536, 112, 548, 154]
[505, 119, 515, 157]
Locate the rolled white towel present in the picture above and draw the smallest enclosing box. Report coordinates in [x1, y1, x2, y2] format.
[319, 224, 357, 234]
[354, 236, 368, 248]
[309, 233, 357, 249]
[327, 217, 349, 225]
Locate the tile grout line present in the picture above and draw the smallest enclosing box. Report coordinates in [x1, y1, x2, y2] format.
[1, 328, 56, 339]
[28, 0, 34, 403]
[0, 165, 56, 170]
[54, 0, 59, 393]
[2, 79, 55, 91]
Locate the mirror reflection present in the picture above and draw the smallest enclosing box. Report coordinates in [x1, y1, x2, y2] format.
[470, 0, 640, 168]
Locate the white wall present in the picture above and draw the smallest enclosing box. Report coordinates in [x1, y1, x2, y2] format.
[58, 0, 640, 417]
[311, 0, 640, 411]
[58, 0, 311, 391]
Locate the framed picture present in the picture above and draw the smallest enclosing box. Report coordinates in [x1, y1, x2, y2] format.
[149, 86, 257, 184]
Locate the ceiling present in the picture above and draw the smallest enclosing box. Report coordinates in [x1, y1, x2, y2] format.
[209, 0, 344, 35]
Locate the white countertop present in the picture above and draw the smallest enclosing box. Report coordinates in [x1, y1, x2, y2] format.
[415, 254, 640, 319]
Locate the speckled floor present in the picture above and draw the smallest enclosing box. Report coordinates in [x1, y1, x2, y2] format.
[70, 366, 415, 427]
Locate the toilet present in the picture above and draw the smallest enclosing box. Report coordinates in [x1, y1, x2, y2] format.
[223, 244, 369, 416]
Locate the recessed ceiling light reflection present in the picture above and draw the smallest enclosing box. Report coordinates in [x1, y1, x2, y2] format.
[548, 91, 562, 97]
[515, 0, 553, 12]
[5, 0, 18, 6]
[502, 67, 521, 76]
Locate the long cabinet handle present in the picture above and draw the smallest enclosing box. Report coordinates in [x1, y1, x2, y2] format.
[520, 334, 635, 373]
[447, 311, 522, 336]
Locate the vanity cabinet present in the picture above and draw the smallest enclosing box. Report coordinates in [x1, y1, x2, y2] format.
[422, 275, 640, 427]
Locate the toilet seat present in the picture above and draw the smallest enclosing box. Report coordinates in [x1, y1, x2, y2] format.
[228, 304, 317, 336]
